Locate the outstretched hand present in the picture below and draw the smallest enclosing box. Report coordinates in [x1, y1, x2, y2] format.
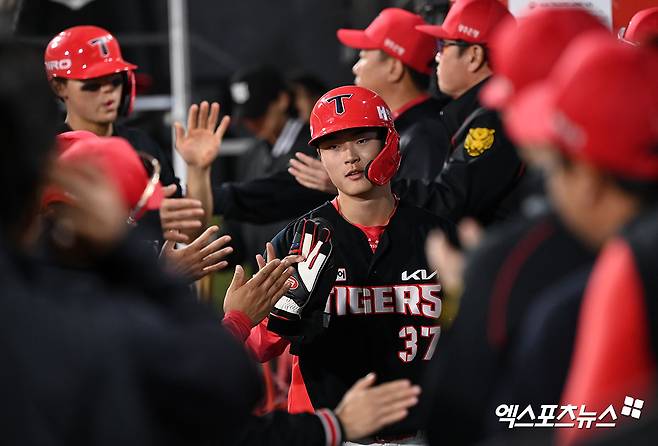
[160, 225, 232, 281]
[223, 253, 299, 327]
[159, 184, 205, 243]
[174, 101, 231, 169]
[288, 152, 337, 194]
[425, 218, 483, 294]
[335, 373, 421, 441]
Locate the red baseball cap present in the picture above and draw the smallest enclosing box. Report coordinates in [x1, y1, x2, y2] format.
[481, 8, 607, 110]
[506, 33, 658, 180]
[618, 7, 658, 46]
[416, 0, 512, 45]
[337, 8, 436, 74]
[55, 130, 98, 154]
[54, 137, 163, 219]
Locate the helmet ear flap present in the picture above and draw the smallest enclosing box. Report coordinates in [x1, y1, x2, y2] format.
[118, 71, 136, 117]
[365, 127, 400, 185]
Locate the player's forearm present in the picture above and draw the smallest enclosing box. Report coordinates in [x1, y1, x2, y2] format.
[186, 165, 214, 235]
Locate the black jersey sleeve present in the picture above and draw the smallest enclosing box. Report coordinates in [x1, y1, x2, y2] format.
[393, 111, 525, 226]
[237, 409, 343, 446]
[213, 169, 332, 224]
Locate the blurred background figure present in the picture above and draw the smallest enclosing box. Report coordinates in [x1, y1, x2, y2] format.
[221, 65, 312, 270]
[288, 71, 327, 123]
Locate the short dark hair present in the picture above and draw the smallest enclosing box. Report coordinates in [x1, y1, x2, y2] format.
[289, 73, 327, 101]
[377, 50, 431, 92]
[230, 65, 292, 120]
[0, 41, 58, 243]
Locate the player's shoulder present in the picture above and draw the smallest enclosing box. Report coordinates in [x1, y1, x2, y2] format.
[271, 201, 337, 249]
[113, 123, 162, 153]
[293, 200, 339, 225]
[395, 200, 456, 234]
[460, 107, 512, 157]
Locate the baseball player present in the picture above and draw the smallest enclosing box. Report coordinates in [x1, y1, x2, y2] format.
[44, 25, 225, 246]
[290, 7, 452, 188]
[246, 85, 455, 444]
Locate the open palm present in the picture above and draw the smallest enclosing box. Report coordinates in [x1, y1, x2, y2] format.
[174, 101, 231, 169]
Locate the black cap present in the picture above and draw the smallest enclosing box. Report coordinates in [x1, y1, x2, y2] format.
[230, 65, 287, 120]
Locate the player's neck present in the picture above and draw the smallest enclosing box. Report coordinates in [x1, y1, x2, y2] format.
[337, 186, 395, 227]
[65, 114, 113, 137]
[384, 84, 426, 113]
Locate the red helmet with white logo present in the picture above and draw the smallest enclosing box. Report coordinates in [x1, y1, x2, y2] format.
[44, 26, 138, 115]
[309, 85, 400, 185]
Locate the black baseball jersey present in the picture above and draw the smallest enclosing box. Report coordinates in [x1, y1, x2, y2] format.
[267, 200, 455, 437]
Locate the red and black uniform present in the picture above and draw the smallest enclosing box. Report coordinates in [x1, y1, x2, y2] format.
[561, 206, 658, 446]
[247, 199, 454, 438]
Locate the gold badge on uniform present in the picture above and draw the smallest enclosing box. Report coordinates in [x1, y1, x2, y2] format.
[464, 128, 495, 157]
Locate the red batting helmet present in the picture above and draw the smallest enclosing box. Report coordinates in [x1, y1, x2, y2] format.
[309, 85, 400, 185]
[44, 25, 138, 116]
[618, 7, 658, 46]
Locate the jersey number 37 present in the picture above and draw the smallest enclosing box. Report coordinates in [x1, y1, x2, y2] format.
[398, 325, 441, 363]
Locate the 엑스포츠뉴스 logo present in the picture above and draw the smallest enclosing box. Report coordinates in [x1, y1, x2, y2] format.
[495, 395, 645, 430]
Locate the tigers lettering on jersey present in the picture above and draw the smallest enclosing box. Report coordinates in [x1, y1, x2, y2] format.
[325, 284, 442, 318]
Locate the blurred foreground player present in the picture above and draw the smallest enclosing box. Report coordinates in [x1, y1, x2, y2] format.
[421, 9, 607, 446]
[501, 34, 658, 446]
